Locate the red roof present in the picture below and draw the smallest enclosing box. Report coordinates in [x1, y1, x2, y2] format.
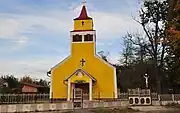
[22, 82, 45, 88]
[71, 30, 95, 32]
[74, 5, 92, 20]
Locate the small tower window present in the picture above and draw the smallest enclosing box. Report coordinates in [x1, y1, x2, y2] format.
[73, 34, 82, 42]
[81, 21, 84, 26]
[84, 34, 93, 41]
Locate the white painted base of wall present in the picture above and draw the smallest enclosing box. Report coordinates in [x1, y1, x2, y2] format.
[0, 100, 179, 112]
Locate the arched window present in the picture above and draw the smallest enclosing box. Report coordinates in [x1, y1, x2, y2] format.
[73, 34, 82, 42]
[84, 34, 93, 41]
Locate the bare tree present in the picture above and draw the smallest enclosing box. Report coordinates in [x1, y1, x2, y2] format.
[120, 36, 135, 66]
[125, 0, 168, 93]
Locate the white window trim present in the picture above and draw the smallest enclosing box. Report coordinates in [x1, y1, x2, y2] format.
[71, 31, 96, 43]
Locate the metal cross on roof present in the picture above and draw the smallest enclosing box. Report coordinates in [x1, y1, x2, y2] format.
[80, 58, 86, 67]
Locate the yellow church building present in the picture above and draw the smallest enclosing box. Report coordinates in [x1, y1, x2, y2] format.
[48, 4, 117, 101]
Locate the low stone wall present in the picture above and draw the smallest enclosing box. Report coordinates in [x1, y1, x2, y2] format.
[160, 100, 180, 105]
[0, 102, 73, 113]
[0, 101, 129, 113]
[152, 100, 180, 106]
[152, 100, 161, 106]
[1, 100, 180, 113]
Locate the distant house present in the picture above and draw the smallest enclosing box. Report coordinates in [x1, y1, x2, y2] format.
[21, 83, 44, 93]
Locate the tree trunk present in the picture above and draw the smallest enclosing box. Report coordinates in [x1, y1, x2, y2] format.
[154, 59, 161, 94]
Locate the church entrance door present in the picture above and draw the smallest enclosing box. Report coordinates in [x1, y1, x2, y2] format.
[75, 83, 89, 100]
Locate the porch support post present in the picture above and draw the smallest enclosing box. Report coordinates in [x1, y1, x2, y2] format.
[89, 79, 92, 101]
[72, 83, 75, 98]
[67, 79, 70, 101]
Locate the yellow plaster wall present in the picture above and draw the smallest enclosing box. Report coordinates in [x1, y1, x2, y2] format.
[70, 73, 90, 83]
[51, 42, 116, 99]
[74, 19, 93, 31]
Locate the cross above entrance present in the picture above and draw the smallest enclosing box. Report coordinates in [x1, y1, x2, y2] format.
[80, 58, 86, 67]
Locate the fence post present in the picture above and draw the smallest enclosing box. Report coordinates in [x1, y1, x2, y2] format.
[81, 93, 83, 109]
[0, 93, 1, 104]
[158, 94, 162, 105]
[0, 93, 2, 104]
[17, 93, 19, 104]
[7, 94, 9, 103]
[35, 93, 37, 103]
[27, 93, 29, 103]
[72, 89, 74, 102]
[113, 92, 115, 101]
[72, 89, 74, 110]
[158, 94, 161, 101]
[98, 92, 100, 102]
[172, 94, 175, 101]
[51, 92, 53, 103]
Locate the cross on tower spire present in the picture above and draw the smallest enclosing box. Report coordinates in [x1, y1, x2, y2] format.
[74, 0, 91, 20]
[82, 0, 86, 6]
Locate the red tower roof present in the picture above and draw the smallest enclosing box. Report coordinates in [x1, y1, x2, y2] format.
[74, 5, 92, 20]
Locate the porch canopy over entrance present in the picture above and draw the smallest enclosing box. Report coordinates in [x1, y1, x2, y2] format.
[64, 68, 97, 101]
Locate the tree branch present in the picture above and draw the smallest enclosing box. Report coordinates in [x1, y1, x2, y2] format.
[133, 8, 156, 55]
[126, 33, 154, 58]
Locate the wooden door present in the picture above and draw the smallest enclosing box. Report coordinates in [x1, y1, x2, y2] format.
[75, 83, 89, 100]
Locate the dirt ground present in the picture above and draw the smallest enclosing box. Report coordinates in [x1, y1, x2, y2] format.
[35, 106, 180, 113]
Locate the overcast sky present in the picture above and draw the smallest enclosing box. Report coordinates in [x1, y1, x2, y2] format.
[0, 0, 142, 80]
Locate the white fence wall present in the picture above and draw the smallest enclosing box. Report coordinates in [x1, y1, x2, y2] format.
[1, 93, 180, 104]
[0, 94, 49, 104]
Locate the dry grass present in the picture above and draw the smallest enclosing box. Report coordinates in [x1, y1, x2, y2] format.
[62, 107, 140, 113]
[165, 102, 180, 109]
[90, 107, 139, 113]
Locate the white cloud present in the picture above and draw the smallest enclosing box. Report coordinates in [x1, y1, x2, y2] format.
[19, 15, 72, 34]
[0, 18, 20, 37]
[10, 36, 29, 51]
[0, 5, 140, 40]
[15, 36, 28, 44]
[93, 12, 141, 39]
[108, 53, 121, 64]
[0, 12, 72, 38]
[96, 42, 113, 46]
[0, 12, 72, 51]
[0, 3, 142, 78]
[0, 8, 141, 55]
[0, 57, 65, 80]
